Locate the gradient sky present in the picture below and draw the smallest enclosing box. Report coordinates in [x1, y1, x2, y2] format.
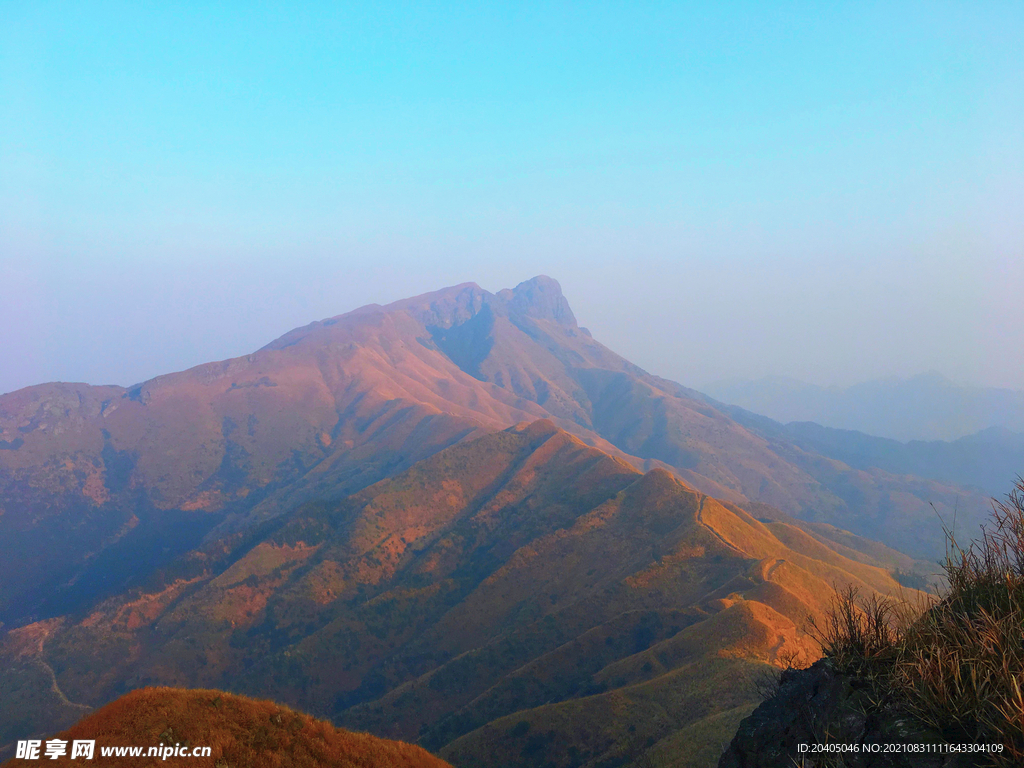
[2, 1, 1022, 396]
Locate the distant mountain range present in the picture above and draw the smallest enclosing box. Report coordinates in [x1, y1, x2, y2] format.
[0, 276, 1005, 766]
[702, 373, 1024, 442]
[709, 408, 1024, 501]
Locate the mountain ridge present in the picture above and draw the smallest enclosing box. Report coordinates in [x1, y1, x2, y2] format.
[2, 420, 929, 767]
[0, 276, 991, 627]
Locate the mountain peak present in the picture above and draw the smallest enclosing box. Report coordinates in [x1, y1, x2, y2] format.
[508, 418, 562, 441]
[904, 371, 956, 388]
[373, 277, 578, 330]
[383, 282, 489, 329]
[498, 275, 577, 326]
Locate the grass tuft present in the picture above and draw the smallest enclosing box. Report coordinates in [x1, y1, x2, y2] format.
[807, 478, 1024, 766]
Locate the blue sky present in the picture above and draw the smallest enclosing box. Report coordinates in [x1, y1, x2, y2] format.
[2, 1, 1022, 394]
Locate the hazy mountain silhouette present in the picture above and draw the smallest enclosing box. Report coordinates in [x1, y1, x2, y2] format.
[0, 277, 992, 627]
[703, 373, 1024, 442]
[716, 408, 1024, 500]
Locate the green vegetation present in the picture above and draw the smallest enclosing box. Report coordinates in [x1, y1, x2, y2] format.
[809, 479, 1024, 766]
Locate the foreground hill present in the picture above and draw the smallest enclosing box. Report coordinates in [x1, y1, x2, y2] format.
[4, 422, 930, 767]
[1, 687, 450, 767]
[0, 277, 988, 625]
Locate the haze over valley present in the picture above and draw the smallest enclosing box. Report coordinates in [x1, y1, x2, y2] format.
[704, 374, 1024, 443]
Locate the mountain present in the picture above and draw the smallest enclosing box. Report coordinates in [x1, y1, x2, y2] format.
[703, 373, 1024, 443]
[0, 278, 993, 630]
[2, 422, 929, 767]
[728, 415, 1024, 500]
[1, 687, 450, 767]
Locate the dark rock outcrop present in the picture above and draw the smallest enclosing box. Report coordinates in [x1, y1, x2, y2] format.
[719, 659, 986, 768]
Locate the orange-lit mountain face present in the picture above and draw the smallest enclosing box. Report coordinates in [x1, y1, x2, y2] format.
[3, 422, 926, 767]
[0, 687, 451, 768]
[0, 277, 985, 625]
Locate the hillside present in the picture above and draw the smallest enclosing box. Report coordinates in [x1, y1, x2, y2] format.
[1, 687, 450, 768]
[0, 277, 991, 628]
[3, 422, 931, 767]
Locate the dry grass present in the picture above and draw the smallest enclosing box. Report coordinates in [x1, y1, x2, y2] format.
[2, 687, 451, 768]
[807, 479, 1024, 766]
[811, 586, 903, 670]
[893, 481, 1024, 762]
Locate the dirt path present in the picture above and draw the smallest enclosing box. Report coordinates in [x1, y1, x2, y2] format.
[764, 558, 785, 581]
[36, 656, 93, 714]
[695, 495, 746, 556]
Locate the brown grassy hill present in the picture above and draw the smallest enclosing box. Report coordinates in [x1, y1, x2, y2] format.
[1, 687, 450, 768]
[0, 276, 984, 627]
[4, 423, 930, 767]
[22, 422, 638, 710]
[0, 277, 640, 625]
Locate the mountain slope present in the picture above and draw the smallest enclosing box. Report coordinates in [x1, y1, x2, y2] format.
[1, 687, 450, 768]
[4, 423, 929, 767]
[0, 276, 990, 626]
[0, 280, 599, 624]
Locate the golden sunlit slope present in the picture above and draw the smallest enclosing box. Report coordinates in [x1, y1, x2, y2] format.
[20, 422, 637, 710]
[0, 279, 615, 624]
[6, 422, 928, 767]
[1, 687, 450, 768]
[0, 276, 983, 627]
[352, 467, 923, 767]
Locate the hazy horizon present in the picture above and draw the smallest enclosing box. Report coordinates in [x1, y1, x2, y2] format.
[3, 3, 1022, 395]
